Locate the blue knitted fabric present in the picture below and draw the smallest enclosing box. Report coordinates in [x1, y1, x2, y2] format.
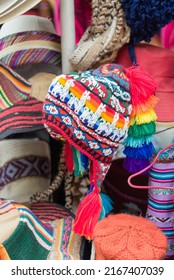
[121, 0, 174, 45]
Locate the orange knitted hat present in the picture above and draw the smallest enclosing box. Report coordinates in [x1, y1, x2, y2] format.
[93, 214, 167, 260]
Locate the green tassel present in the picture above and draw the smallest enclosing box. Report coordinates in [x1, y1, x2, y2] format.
[128, 121, 156, 138]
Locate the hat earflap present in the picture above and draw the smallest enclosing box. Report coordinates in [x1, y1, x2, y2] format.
[123, 66, 159, 173]
[64, 142, 113, 240]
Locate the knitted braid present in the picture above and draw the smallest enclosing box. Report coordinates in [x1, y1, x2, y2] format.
[64, 171, 74, 210]
[30, 145, 66, 203]
[69, 0, 130, 71]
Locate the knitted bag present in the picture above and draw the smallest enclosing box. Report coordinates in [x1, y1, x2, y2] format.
[128, 143, 174, 259]
[43, 63, 158, 239]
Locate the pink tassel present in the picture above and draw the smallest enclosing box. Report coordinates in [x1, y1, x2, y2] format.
[65, 141, 74, 172]
[125, 66, 157, 106]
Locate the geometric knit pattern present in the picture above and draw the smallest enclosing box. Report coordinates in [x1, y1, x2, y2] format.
[0, 156, 51, 189]
[146, 161, 174, 259]
[0, 31, 61, 68]
[44, 64, 132, 165]
[2, 204, 53, 260]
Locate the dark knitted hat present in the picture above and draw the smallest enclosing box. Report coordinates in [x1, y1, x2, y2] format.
[121, 0, 174, 45]
[121, 0, 174, 63]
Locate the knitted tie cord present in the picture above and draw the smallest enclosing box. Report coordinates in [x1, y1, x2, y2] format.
[30, 145, 66, 203]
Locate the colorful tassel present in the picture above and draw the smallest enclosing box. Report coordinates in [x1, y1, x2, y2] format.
[128, 122, 156, 138]
[73, 160, 113, 240]
[72, 147, 89, 177]
[123, 66, 158, 172]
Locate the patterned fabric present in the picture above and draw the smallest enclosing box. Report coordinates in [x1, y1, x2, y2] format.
[0, 63, 44, 139]
[146, 161, 174, 259]
[1, 202, 53, 260]
[0, 62, 30, 110]
[0, 97, 44, 140]
[0, 199, 81, 260]
[44, 64, 131, 165]
[0, 156, 50, 189]
[30, 202, 74, 223]
[48, 216, 81, 260]
[0, 31, 61, 68]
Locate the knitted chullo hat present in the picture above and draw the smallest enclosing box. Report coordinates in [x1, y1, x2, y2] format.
[121, 0, 174, 63]
[93, 214, 167, 260]
[69, 0, 130, 71]
[0, 199, 81, 260]
[43, 63, 158, 239]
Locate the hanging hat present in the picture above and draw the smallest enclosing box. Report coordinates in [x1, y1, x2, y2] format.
[43, 63, 158, 239]
[0, 139, 51, 203]
[0, 61, 45, 139]
[0, 199, 82, 260]
[121, 0, 174, 63]
[0, 15, 61, 69]
[93, 213, 167, 260]
[69, 0, 130, 71]
[121, 0, 174, 46]
[0, 0, 41, 24]
[116, 43, 174, 123]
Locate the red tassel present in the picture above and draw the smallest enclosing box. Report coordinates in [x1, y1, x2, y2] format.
[65, 141, 74, 172]
[125, 66, 157, 106]
[73, 186, 101, 240]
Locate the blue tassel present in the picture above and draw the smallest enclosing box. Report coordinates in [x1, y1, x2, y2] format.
[99, 193, 113, 220]
[124, 135, 152, 148]
[124, 143, 155, 159]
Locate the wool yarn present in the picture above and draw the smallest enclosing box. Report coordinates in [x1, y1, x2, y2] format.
[93, 214, 167, 260]
[69, 0, 130, 71]
[121, 0, 174, 46]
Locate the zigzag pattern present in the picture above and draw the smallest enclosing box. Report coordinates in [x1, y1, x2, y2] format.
[146, 214, 173, 223]
[0, 156, 50, 188]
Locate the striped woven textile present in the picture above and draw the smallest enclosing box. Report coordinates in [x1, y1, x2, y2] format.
[0, 62, 44, 139]
[48, 217, 81, 260]
[146, 161, 174, 259]
[0, 199, 82, 260]
[0, 61, 30, 110]
[2, 202, 53, 260]
[0, 31, 61, 68]
[30, 202, 75, 223]
[0, 97, 44, 140]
